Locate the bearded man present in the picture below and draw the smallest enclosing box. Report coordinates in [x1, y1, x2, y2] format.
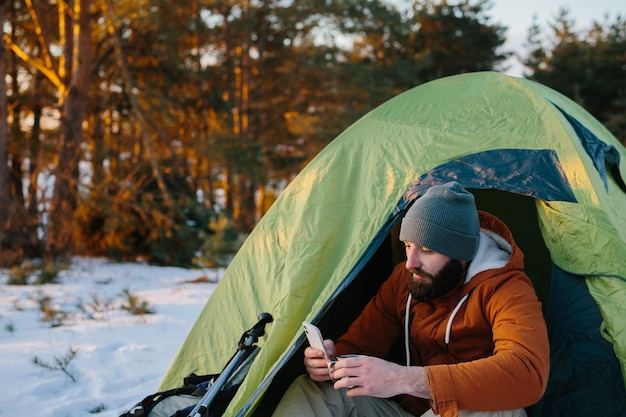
[272, 181, 550, 417]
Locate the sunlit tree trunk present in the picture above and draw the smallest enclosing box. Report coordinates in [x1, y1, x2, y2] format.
[0, 1, 12, 250]
[25, 73, 45, 254]
[46, 0, 92, 257]
[0, 1, 45, 265]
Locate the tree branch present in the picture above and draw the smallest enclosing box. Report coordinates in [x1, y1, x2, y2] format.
[3, 34, 66, 100]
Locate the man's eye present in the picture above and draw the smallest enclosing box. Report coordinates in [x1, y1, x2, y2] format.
[421, 247, 432, 254]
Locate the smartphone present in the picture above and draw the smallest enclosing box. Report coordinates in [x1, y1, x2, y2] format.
[303, 321, 329, 359]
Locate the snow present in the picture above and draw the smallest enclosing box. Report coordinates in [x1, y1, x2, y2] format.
[0, 257, 223, 417]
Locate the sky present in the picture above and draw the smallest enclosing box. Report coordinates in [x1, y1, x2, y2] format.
[490, 0, 625, 76]
[0, 257, 222, 417]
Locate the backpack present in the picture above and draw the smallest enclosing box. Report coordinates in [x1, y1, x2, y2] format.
[119, 346, 259, 417]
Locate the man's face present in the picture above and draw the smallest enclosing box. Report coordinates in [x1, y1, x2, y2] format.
[404, 242, 467, 302]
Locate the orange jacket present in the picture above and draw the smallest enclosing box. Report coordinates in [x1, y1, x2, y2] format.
[336, 212, 550, 417]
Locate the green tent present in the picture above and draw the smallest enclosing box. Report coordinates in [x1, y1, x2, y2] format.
[159, 72, 626, 416]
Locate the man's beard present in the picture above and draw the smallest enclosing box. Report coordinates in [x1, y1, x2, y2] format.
[408, 259, 467, 302]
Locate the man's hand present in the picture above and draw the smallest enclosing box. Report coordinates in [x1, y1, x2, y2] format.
[331, 355, 432, 400]
[304, 339, 337, 382]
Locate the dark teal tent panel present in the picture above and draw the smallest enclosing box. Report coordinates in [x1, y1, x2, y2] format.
[393, 148, 576, 221]
[557, 107, 625, 191]
[529, 266, 626, 416]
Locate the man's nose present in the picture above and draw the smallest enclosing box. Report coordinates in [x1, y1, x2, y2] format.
[405, 248, 422, 270]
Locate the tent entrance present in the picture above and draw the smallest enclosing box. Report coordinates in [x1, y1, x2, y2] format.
[255, 189, 552, 415]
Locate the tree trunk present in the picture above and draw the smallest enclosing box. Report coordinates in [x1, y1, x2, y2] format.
[0, 0, 12, 238]
[24, 73, 45, 257]
[46, 0, 92, 257]
[0, 1, 26, 266]
[91, 97, 106, 187]
[9, 57, 24, 204]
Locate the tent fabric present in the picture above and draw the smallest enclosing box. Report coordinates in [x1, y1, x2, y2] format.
[158, 72, 626, 416]
[557, 106, 624, 190]
[528, 265, 626, 416]
[405, 149, 577, 202]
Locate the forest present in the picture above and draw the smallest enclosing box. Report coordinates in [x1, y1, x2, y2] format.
[1, 0, 625, 268]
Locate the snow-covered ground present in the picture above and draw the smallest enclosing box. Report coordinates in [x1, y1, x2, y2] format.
[0, 257, 222, 417]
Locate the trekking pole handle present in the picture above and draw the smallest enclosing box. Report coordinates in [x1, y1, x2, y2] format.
[239, 312, 273, 349]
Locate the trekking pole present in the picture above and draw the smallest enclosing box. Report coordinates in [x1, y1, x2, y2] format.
[188, 312, 274, 417]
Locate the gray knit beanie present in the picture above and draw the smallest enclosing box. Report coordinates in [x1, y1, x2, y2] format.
[399, 182, 480, 261]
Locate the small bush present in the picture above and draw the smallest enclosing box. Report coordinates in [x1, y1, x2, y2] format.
[5, 321, 15, 335]
[88, 404, 107, 414]
[38, 294, 69, 327]
[74, 166, 216, 267]
[76, 292, 115, 321]
[7, 262, 36, 285]
[34, 261, 65, 285]
[7, 260, 67, 285]
[120, 288, 155, 316]
[31, 346, 79, 382]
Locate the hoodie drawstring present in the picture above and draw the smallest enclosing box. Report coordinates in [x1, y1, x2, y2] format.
[405, 293, 413, 366]
[444, 293, 469, 352]
[404, 292, 471, 363]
